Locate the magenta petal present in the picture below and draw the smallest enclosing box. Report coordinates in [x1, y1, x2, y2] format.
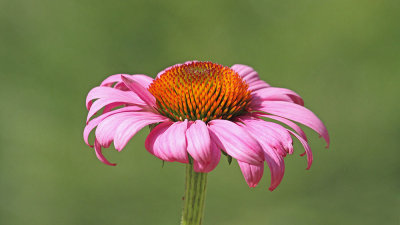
[237, 161, 264, 188]
[208, 119, 264, 165]
[145, 121, 189, 163]
[186, 120, 211, 164]
[121, 75, 156, 108]
[83, 106, 142, 147]
[252, 87, 304, 106]
[255, 101, 330, 147]
[113, 112, 168, 151]
[94, 139, 116, 166]
[193, 140, 221, 173]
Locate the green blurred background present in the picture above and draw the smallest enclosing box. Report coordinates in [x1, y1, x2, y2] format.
[1, 0, 399, 224]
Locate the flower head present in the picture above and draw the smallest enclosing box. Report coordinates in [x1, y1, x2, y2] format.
[84, 61, 329, 191]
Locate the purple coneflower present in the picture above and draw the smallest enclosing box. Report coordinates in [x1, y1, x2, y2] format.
[84, 61, 329, 225]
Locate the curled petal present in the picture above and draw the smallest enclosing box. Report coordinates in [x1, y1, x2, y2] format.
[254, 101, 330, 147]
[237, 161, 264, 188]
[94, 139, 116, 166]
[208, 119, 264, 165]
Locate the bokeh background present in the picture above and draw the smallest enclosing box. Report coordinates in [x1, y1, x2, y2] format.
[1, 0, 399, 224]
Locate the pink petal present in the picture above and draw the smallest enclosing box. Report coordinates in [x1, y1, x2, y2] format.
[100, 74, 154, 88]
[231, 64, 260, 83]
[186, 120, 211, 164]
[248, 80, 271, 91]
[208, 119, 264, 165]
[86, 86, 144, 110]
[145, 122, 174, 161]
[94, 139, 116, 166]
[239, 117, 292, 156]
[113, 112, 169, 151]
[252, 87, 304, 106]
[258, 114, 308, 142]
[239, 118, 285, 191]
[288, 130, 313, 169]
[86, 98, 125, 122]
[121, 75, 156, 108]
[145, 121, 189, 163]
[83, 106, 142, 147]
[193, 141, 221, 173]
[237, 160, 264, 188]
[255, 101, 330, 147]
[231, 64, 271, 91]
[95, 112, 134, 147]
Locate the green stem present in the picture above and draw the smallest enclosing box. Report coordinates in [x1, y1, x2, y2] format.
[181, 164, 208, 225]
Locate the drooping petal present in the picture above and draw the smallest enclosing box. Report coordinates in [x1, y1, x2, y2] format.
[95, 112, 134, 147]
[113, 112, 169, 151]
[86, 86, 144, 110]
[288, 130, 313, 169]
[193, 141, 221, 173]
[208, 119, 264, 165]
[258, 114, 308, 141]
[145, 122, 174, 161]
[237, 160, 264, 188]
[83, 106, 142, 147]
[86, 98, 125, 122]
[252, 87, 304, 105]
[145, 121, 189, 163]
[94, 138, 116, 166]
[254, 101, 330, 147]
[239, 118, 285, 191]
[121, 75, 156, 107]
[239, 117, 293, 156]
[186, 120, 211, 164]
